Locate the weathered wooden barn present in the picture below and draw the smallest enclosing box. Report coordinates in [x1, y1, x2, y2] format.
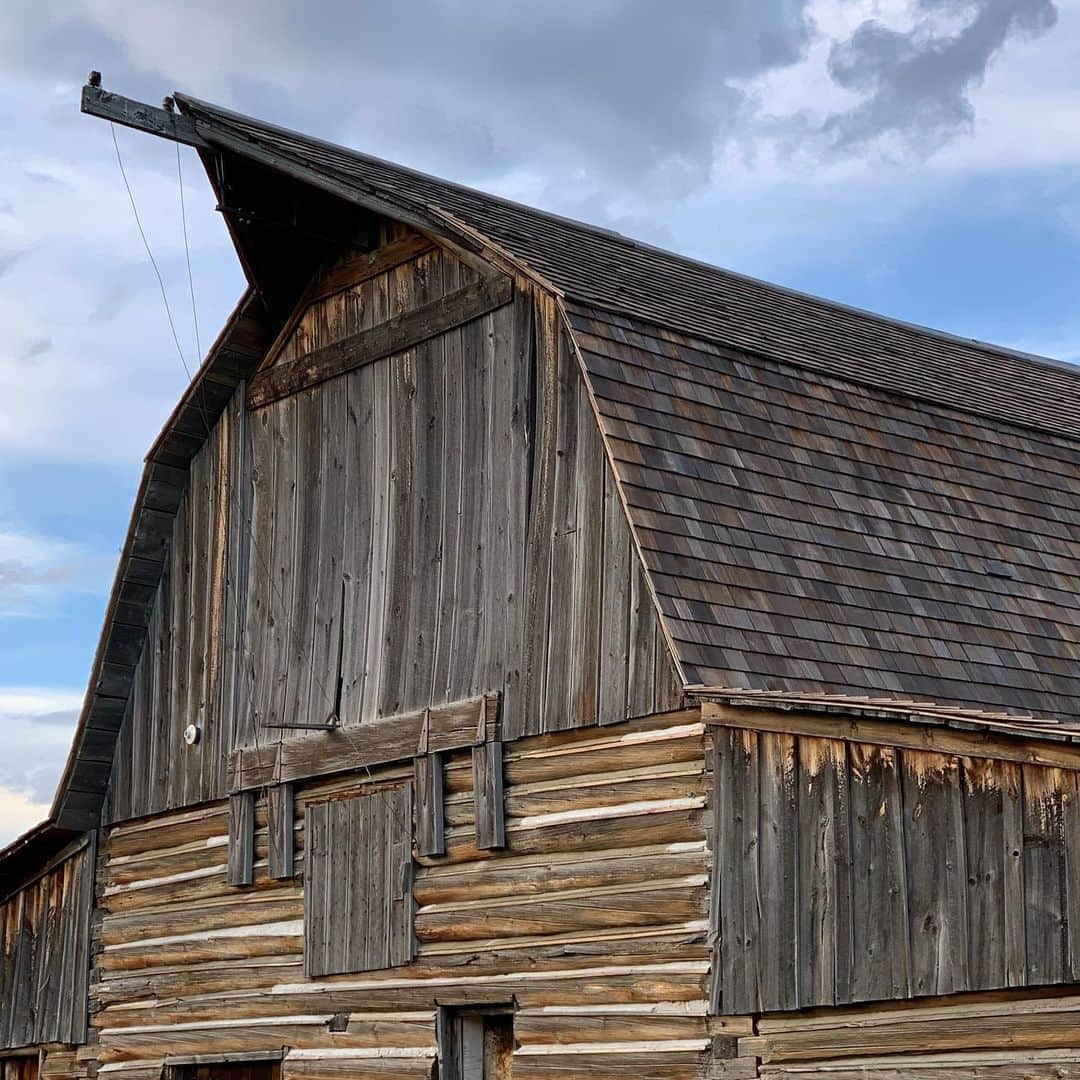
[4, 79, 1080, 1079]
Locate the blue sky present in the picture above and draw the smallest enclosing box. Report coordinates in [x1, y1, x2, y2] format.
[1, 0, 1077, 843]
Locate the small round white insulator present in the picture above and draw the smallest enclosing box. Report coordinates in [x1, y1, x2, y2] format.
[183, 724, 201, 746]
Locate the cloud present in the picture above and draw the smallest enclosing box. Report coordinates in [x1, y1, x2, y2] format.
[0, 0, 1072, 479]
[0, 526, 108, 614]
[65, 0, 819, 196]
[18, 336, 52, 363]
[820, 0, 1058, 154]
[0, 787, 52, 847]
[0, 687, 82, 844]
[0, 249, 24, 279]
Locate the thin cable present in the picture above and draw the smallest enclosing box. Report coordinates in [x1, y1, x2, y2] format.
[113, 123, 338, 747]
[111, 123, 193, 383]
[176, 143, 203, 364]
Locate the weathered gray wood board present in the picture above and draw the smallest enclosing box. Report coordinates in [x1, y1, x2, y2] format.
[709, 726, 1080, 1015]
[472, 740, 506, 850]
[0, 838, 94, 1048]
[102, 226, 680, 823]
[414, 753, 446, 857]
[304, 782, 415, 976]
[226, 791, 255, 887]
[267, 782, 296, 879]
[103, 389, 249, 825]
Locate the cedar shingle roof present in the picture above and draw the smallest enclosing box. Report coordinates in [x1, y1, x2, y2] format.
[178, 93, 1080, 439]
[175, 93, 1080, 723]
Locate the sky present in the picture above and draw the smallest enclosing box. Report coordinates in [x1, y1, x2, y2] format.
[1, 0, 1078, 845]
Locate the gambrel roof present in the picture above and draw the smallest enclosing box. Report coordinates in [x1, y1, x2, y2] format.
[175, 93, 1080, 721]
[11, 89, 1080, 856]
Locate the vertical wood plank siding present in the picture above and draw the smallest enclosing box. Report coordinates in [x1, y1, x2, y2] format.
[304, 783, 415, 976]
[709, 727, 1080, 1015]
[0, 840, 94, 1049]
[267, 783, 296, 880]
[414, 754, 446, 858]
[102, 227, 680, 825]
[472, 741, 506, 850]
[103, 390, 249, 824]
[227, 791, 256, 887]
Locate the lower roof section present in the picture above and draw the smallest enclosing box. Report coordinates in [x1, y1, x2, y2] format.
[569, 302, 1080, 724]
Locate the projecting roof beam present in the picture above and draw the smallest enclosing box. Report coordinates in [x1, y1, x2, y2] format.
[81, 81, 212, 149]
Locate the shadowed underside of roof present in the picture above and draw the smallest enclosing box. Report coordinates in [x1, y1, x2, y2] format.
[177, 93, 1080, 443]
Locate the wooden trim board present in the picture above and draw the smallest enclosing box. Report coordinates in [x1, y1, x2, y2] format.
[247, 276, 513, 408]
[229, 693, 501, 792]
[702, 702, 1080, 771]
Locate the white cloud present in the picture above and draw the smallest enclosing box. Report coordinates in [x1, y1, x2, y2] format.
[0, 524, 111, 614]
[0, 687, 82, 844]
[0, 786, 52, 847]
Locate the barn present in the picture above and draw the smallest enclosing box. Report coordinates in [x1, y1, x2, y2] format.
[3, 78, 1080, 1079]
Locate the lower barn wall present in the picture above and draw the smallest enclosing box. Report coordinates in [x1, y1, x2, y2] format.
[0, 840, 95, 1049]
[709, 722, 1080, 1016]
[91, 711, 712, 1080]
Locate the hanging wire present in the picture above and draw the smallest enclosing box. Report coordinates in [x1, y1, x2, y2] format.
[176, 142, 203, 364]
[111, 125, 340, 743]
[111, 123, 193, 384]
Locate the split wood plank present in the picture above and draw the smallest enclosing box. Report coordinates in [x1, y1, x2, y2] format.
[414, 754, 447, 858]
[473, 740, 506, 851]
[226, 791, 255, 887]
[267, 782, 296, 880]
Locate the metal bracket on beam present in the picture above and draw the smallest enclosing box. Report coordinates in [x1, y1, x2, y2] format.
[81, 83, 212, 150]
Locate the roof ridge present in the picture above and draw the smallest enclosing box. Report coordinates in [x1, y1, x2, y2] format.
[174, 91, 1079, 384]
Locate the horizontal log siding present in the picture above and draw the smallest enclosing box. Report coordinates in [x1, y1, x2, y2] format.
[0, 840, 95, 1048]
[709, 987, 1080, 1077]
[90, 711, 712, 1080]
[709, 726, 1080, 1016]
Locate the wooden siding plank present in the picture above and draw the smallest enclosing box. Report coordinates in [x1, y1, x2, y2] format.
[901, 749, 970, 997]
[227, 791, 256, 887]
[796, 737, 852, 1007]
[848, 743, 910, 1003]
[1022, 765, 1069, 986]
[268, 782, 296, 880]
[598, 466, 632, 725]
[714, 728, 760, 1015]
[962, 756, 1022, 991]
[758, 732, 799, 1011]
[473, 740, 507, 851]
[415, 753, 447, 858]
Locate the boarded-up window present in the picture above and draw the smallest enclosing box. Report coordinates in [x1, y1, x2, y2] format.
[304, 783, 415, 976]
